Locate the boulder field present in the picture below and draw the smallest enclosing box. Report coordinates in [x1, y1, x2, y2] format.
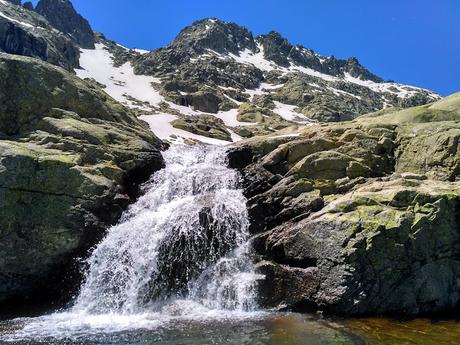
[228, 93, 460, 316]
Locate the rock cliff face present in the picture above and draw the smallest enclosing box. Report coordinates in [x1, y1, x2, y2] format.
[35, 0, 95, 48]
[0, 0, 80, 70]
[228, 93, 460, 316]
[0, 53, 164, 311]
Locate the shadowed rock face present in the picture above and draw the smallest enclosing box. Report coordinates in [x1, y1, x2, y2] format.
[5, 0, 21, 5]
[229, 93, 460, 316]
[35, 0, 95, 48]
[0, 0, 80, 70]
[22, 1, 34, 10]
[0, 53, 164, 314]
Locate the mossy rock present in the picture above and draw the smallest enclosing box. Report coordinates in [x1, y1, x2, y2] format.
[172, 114, 232, 141]
[0, 53, 164, 310]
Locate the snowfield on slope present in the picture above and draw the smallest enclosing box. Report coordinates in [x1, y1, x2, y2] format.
[205, 43, 440, 101]
[74, 41, 438, 146]
[75, 44, 247, 145]
[76, 43, 163, 109]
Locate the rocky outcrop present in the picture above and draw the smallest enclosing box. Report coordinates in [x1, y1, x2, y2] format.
[257, 31, 383, 83]
[0, 53, 164, 311]
[35, 0, 95, 48]
[0, 0, 80, 70]
[173, 18, 256, 55]
[228, 93, 460, 316]
[172, 115, 232, 141]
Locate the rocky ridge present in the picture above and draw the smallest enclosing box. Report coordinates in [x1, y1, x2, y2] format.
[75, 18, 440, 144]
[228, 93, 460, 316]
[35, 0, 95, 48]
[0, 0, 97, 71]
[0, 0, 81, 70]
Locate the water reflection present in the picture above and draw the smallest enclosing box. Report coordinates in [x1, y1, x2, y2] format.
[1, 313, 459, 344]
[341, 317, 460, 345]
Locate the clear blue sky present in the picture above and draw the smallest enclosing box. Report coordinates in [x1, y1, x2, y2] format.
[32, 0, 459, 96]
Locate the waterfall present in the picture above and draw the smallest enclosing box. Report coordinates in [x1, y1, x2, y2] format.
[0, 144, 262, 342]
[73, 144, 258, 315]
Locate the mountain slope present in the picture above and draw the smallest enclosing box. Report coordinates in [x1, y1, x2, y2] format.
[74, 18, 439, 144]
[0, 1, 441, 144]
[35, 0, 95, 48]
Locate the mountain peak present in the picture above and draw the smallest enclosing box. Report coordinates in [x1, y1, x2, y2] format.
[256, 31, 298, 67]
[173, 18, 256, 55]
[35, 0, 95, 48]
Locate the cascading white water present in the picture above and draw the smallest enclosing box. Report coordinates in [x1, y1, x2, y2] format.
[1, 144, 263, 341]
[74, 144, 258, 315]
[72, 144, 256, 315]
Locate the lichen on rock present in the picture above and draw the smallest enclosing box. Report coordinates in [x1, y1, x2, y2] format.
[228, 92, 460, 316]
[0, 53, 164, 310]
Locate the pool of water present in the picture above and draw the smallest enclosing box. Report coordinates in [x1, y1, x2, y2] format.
[0, 312, 459, 345]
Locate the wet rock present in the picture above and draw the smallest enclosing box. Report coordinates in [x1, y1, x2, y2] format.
[256, 261, 320, 310]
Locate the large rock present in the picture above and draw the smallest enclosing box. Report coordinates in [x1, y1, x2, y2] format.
[172, 114, 232, 141]
[35, 0, 95, 48]
[260, 178, 460, 315]
[228, 93, 460, 316]
[0, 53, 164, 311]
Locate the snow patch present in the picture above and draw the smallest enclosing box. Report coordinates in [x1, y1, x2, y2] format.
[75, 43, 163, 109]
[244, 82, 284, 101]
[213, 108, 253, 127]
[273, 101, 312, 124]
[227, 44, 281, 72]
[344, 73, 439, 100]
[133, 48, 149, 55]
[0, 4, 34, 28]
[327, 86, 361, 100]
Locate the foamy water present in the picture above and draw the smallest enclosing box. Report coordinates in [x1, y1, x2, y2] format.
[0, 144, 265, 342]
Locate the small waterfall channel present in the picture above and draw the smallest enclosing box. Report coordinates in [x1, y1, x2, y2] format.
[2, 144, 263, 341]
